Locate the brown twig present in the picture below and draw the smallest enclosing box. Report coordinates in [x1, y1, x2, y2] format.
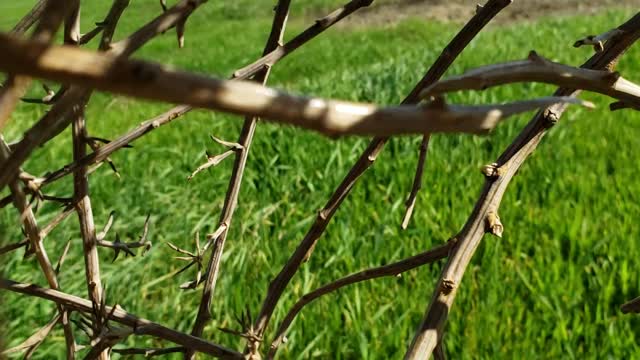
[403, 12, 640, 359]
[0, 0, 77, 132]
[187, 3, 292, 359]
[0, 0, 381, 193]
[420, 51, 640, 107]
[250, 0, 514, 348]
[10, 0, 48, 35]
[71, 106, 108, 359]
[0, 0, 198, 192]
[0, 35, 592, 139]
[232, 0, 373, 79]
[621, 296, 640, 313]
[0, 278, 243, 359]
[0, 137, 76, 359]
[268, 240, 454, 358]
[401, 0, 513, 229]
[1, 313, 60, 355]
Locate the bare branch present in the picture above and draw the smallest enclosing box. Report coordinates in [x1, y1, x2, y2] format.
[0, 0, 376, 192]
[0, 278, 243, 359]
[187, 150, 235, 181]
[188, 3, 292, 358]
[420, 51, 640, 108]
[268, 240, 454, 358]
[0, 35, 591, 139]
[404, 12, 640, 359]
[71, 107, 107, 359]
[250, 0, 517, 343]
[621, 296, 640, 314]
[0, 0, 78, 132]
[232, 0, 374, 79]
[0, 239, 29, 256]
[574, 28, 625, 52]
[401, 0, 513, 229]
[10, 0, 48, 35]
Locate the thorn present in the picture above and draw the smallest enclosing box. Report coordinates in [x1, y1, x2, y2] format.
[480, 163, 500, 178]
[486, 211, 504, 238]
[176, 19, 186, 48]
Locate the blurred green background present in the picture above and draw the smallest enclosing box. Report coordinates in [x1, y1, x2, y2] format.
[1, 1, 639, 359]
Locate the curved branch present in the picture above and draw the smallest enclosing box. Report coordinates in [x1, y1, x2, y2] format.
[0, 279, 243, 359]
[0, 35, 591, 139]
[404, 12, 640, 359]
[268, 240, 454, 358]
[420, 51, 640, 108]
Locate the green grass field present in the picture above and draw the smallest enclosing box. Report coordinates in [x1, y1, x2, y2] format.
[1, 1, 640, 359]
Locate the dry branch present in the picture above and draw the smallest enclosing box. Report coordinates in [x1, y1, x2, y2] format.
[0, 279, 243, 359]
[0, 0, 204, 192]
[232, 0, 373, 79]
[71, 106, 108, 359]
[113, 346, 186, 357]
[268, 240, 454, 358]
[0, 0, 393, 194]
[0, 34, 582, 141]
[0, 0, 77, 132]
[249, 0, 514, 353]
[186, 3, 292, 358]
[420, 51, 640, 108]
[403, 12, 640, 359]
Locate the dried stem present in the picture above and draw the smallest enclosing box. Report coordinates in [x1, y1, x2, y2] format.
[403, 13, 640, 359]
[420, 51, 640, 107]
[1, 313, 60, 355]
[0, 35, 591, 141]
[113, 346, 186, 357]
[0, 0, 386, 193]
[402, 0, 513, 229]
[10, 0, 48, 35]
[0, 137, 76, 358]
[250, 0, 514, 348]
[71, 107, 107, 359]
[0, 0, 200, 192]
[186, 3, 292, 359]
[0, 0, 76, 132]
[0, 278, 243, 359]
[232, 0, 373, 79]
[268, 240, 454, 358]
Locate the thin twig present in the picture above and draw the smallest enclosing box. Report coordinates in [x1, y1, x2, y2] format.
[268, 240, 454, 358]
[401, 0, 514, 229]
[113, 346, 186, 357]
[0, 35, 591, 139]
[420, 51, 640, 107]
[71, 106, 108, 360]
[250, 0, 515, 347]
[187, 2, 292, 359]
[0, 278, 243, 359]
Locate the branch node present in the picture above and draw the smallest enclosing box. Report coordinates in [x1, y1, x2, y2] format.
[440, 279, 456, 295]
[485, 211, 503, 238]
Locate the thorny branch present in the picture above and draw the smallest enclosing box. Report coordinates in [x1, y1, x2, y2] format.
[0, 34, 582, 140]
[267, 240, 455, 358]
[404, 12, 640, 360]
[1, 0, 639, 358]
[186, 3, 292, 359]
[249, 1, 514, 357]
[401, 0, 514, 229]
